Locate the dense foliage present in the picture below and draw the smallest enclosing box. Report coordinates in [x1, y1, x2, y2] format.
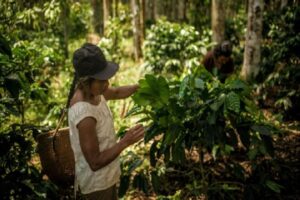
[257, 6, 300, 120]
[120, 67, 283, 199]
[143, 20, 212, 77]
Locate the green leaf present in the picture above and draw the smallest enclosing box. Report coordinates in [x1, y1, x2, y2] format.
[226, 79, 248, 90]
[150, 141, 159, 166]
[265, 180, 283, 193]
[151, 171, 161, 193]
[194, 78, 204, 89]
[221, 183, 240, 191]
[248, 148, 259, 160]
[128, 159, 143, 173]
[210, 93, 226, 111]
[225, 91, 240, 113]
[179, 75, 190, 99]
[163, 128, 180, 145]
[212, 145, 219, 160]
[132, 173, 149, 194]
[118, 175, 130, 197]
[207, 111, 217, 125]
[145, 125, 161, 143]
[251, 125, 272, 136]
[171, 143, 185, 163]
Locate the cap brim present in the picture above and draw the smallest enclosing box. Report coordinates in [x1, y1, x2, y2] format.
[90, 61, 119, 80]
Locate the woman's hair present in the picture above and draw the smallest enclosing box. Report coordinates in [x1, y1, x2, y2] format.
[213, 41, 232, 58]
[66, 74, 78, 109]
[66, 75, 94, 108]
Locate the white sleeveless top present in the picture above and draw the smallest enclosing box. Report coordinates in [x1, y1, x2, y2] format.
[68, 95, 121, 194]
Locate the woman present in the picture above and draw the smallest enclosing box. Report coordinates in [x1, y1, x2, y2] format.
[202, 41, 234, 82]
[67, 43, 144, 200]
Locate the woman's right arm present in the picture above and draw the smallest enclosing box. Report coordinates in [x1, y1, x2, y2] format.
[77, 117, 144, 171]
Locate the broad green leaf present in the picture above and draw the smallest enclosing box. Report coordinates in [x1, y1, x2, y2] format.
[118, 175, 130, 197]
[210, 93, 226, 111]
[151, 171, 161, 193]
[179, 75, 190, 99]
[157, 76, 170, 104]
[194, 78, 204, 89]
[132, 93, 151, 106]
[248, 148, 259, 160]
[207, 111, 217, 125]
[225, 91, 240, 113]
[145, 125, 161, 143]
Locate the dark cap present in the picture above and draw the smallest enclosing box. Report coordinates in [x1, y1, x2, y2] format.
[72, 43, 119, 80]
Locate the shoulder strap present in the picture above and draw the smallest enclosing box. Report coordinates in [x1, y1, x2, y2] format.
[53, 108, 67, 136]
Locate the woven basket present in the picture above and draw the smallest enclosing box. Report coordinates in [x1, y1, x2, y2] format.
[37, 127, 75, 187]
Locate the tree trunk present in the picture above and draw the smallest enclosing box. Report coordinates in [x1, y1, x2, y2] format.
[155, 0, 163, 19]
[149, 0, 157, 21]
[178, 0, 187, 22]
[171, 0, 178, 22]
[212, 0, 225, 44]
[140, 0, 146, 40]
[92, 0, 104, 36]
[61, 0, 69, 58]
[131, 0, 143, 60]
[103, 0, 111, 33]
[280, 0, 288, 9]
[241, 0, 264, 81]
[113, 0, 119, 17]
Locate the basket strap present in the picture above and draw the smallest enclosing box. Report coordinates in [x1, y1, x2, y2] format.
[52, 108, 67, 158]
[54, 108, 67, 136]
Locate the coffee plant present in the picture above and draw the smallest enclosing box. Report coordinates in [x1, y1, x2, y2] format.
[121, 66, 282, 199]
[143, 20, 212, 77]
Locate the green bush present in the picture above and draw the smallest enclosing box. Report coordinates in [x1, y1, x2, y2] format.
[256, 5, 300, 120]
[124, 66, 281, 199]
[143, 20, 212, 77]
[0, 35, 61, 199]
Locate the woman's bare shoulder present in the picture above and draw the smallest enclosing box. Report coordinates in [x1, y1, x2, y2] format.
[69, 90, 84, 107]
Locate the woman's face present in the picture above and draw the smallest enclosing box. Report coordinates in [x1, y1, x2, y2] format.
[90, 79, 109, 96]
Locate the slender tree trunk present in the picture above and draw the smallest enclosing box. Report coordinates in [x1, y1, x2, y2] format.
[241, 0, 264, 80]
[103, 0, 111, 32]
[146, 0, 157, 22]
[61, 0, 69, 58]
[140, 0, 146, 40]
[151, 0, 157, 21]
[178, 0, 187, 22]
[212, 0, 225, 44]
[131, 0, 143, 60]
[171, 0, 178, 22]
[155, 0, 163, 19]
[92, 0, 104, 36]
[112, 0, 119, 17]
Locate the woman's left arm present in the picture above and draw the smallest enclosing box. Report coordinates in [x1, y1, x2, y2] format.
[103, 84, 139, 100]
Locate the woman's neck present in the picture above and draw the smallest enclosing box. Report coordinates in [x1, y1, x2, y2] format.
[70, 89, 100, 106]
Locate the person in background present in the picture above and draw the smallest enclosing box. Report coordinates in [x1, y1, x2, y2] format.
[67, 43, 144, 200]
[202, 41, 234, 82]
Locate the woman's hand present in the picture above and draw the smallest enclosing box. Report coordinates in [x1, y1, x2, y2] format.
[121, 124, 145, 147]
